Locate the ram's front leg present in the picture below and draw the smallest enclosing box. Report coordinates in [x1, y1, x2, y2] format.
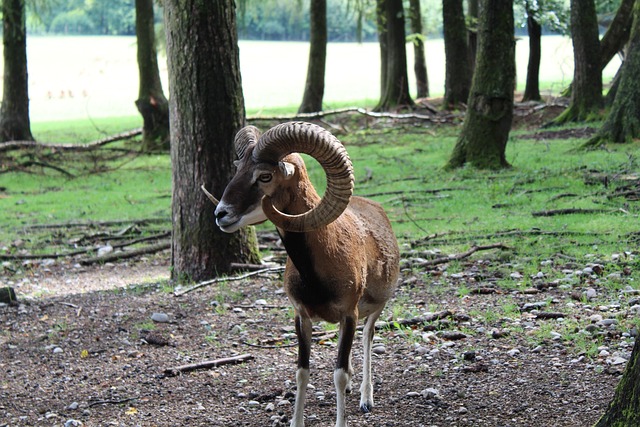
[334, 313, 357, 427]
[291, 314, 312, 427]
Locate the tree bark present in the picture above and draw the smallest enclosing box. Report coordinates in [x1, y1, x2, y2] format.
[164, 0, 260, 282]
[442, 0, 472, 109]
[0, 0, 33, 142]
[585, 1, 640, 148]
[135, 0, 169, 151]
[593, 337, 640, 426]
[553, 0, 602, 124]
[298, 0, 327, 113]
[522, 9, 542, 102]
[375, 0, 413, 111]
[446, 0, 515, 170]
[376, 0, 388, 98]
[409, 0, 429, 98]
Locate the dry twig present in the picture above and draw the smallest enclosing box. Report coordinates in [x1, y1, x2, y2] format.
[163, 354, 254, 376]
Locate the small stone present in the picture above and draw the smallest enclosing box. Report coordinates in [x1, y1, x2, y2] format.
[53, 347, 63, 354]
[458, 407, 468, 414]
[265, 403, 275, 412]
[67, 402, 79, 410]
[151, 312, 169, 323]
[507, 348, 520, 357]
[421, 388, 440, 399]
[255, 299, 268, 306]
[64, 420, 83, 427]
[277, 400, 291, 407]
[585, 288, 598, 300]
[406, 391, 421, 397]
[248, 400, 260, 407]
[372, 344, 386, 355]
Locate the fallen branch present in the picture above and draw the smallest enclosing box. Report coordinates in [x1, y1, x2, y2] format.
[412, 243, 510, 267]
[0, 128, 142, 153]
[532, 208, 622, 217]
[248, 106, 457, 124]
[163, 354, 254, 376]
[78, 241, 171, 266]
[26, 217, 169, 229]
[174, 266, 285, 296]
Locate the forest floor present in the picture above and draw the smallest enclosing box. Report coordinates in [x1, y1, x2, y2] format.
[1, 231, 635, 427]
[1, 101, 638, 427]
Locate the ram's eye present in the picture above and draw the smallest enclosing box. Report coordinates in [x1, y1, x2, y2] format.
[257, 173, 272, 183]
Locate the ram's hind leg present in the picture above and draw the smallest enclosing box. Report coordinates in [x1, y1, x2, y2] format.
[360, 306, 384, 413]
[291, 314, 312, 427]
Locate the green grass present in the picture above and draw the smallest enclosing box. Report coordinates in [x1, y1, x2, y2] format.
[1, 115, 639, 278]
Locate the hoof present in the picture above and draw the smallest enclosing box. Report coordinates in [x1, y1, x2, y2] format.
[359, 402, 372, 414]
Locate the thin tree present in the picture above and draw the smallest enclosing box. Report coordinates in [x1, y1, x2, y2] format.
[299, 0, 327, 113]
[164, 0, 260, 282]
[0, 0, 33, 142]
[442, 0, 472, 109]
[467, 0, 479, 74]
[375, 0, 413, 111]
[446, 0, 515, 170]
[135, 0, 169, 151]
[551, 0, 602, 124]
[408, 0, 429, 98]
[584, 0, 640, 148]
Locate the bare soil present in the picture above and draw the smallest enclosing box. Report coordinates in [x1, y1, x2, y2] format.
[1, 243, 632, 427]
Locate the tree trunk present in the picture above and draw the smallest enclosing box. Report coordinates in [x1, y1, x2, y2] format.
[375, 0, 413, 111]
[600, 0, 635, 72]
[442, 0, 472, 109]
[135, 0, 169, 151]
[409, 0, 429, 98]
[467, 0, 479, 75]
[585, 1, 640, 148]
[446, 0, 514, 170]
[376, 0, 388, 98]
[0, 0, 33, 142]
[298, 0, 327, 113]
[164, 0, 260, 282]
[593, 337, 640, 426]
[553, 0, 602, 124]
[522, 11, 542, 102]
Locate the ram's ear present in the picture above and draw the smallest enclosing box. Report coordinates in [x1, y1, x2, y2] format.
[279, 161, 295, 179]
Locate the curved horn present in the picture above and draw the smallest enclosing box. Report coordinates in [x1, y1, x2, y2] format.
[234, 125, 261, 160]
[200, 184, 219, 207]
[253, 121, 354, 232]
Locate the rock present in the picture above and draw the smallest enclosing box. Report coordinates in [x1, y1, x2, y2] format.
[372, 344, 386, 355]
[265, 403, 275, 412]
[53, 347, 63, 354]
[151, 312, 169, 323]
[421, 388, 440, 399]
[406, 391, 421, 397]
[255, 299, 268, 306]
[507, 349, 520, 357]
[64, 420, 83, 427]
[67, 402, 79, 410]
[97, 245, 113, 256]
[462, 350, 476, 361]
[585, 288, 598, 300]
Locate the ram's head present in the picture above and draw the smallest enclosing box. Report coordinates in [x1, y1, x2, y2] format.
[205, 122, 354, 233]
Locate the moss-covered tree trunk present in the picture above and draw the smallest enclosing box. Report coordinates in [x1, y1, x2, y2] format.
[594, 337, 640, 426]
[522, 11, 542, 102]
[446, 0, 514, 170]
[585, 1, 640, 148]
[135, 0, 169, 151]
[553, 0, 602, 124]
[375, 0, 413, 111]
[600, 0, 635, 73]
[442, 0, 472, 109]
[409, 0, 429, 98]
[467, 0, 479, 74]
[0, 0, 33, 142]
[164, 0, 260, 282]
[298, 0, 327, 114]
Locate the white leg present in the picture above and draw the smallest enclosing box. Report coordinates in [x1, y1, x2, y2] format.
[291, 315, 312, 427]
[360, 307, 383, 413]
[334, 368, 350, 427]
[291, 368, 310, 427]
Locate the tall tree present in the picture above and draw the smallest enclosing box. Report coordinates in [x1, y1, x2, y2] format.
[0, 0, 33, 142]
[442, 0, 472, 109]
[585, 0, 640, 148]
[164, 0, 260, 282]
[467, 0, 479, 74]
[409, 0, 429, 98]
[446, 0, 515, 170]
[375, 0, 413, 111]
[552, 0, 602, 124]
[135, 0, 170, 151]
[298, 0, 327, 113]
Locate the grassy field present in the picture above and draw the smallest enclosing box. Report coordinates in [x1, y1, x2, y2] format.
[0, 35, 621, 123]
[1, 116, 638, 285]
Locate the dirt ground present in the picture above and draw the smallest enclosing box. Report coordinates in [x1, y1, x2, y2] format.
[1, 242, 633, 427]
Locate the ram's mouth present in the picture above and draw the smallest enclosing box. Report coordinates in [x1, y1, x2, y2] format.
[216, 218, 242, 233]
